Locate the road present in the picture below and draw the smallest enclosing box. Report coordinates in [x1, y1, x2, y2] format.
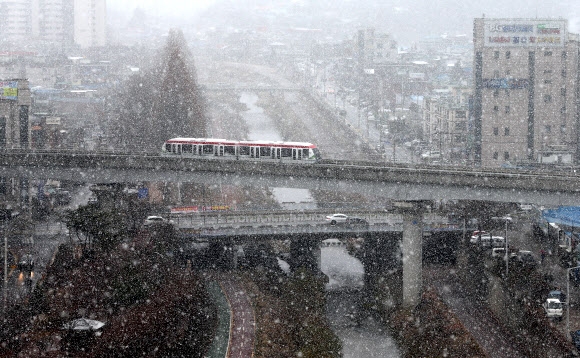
[425, 265, 526, 357]
[219, 275, 256, 358]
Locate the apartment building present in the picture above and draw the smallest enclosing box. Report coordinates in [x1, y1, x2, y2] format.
[0, 0, 105, 49]
[423, 86, 472, 162]
[473, 18, 580, 167]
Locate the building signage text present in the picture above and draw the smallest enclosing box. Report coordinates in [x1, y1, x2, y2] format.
[484, 19, 567, 47]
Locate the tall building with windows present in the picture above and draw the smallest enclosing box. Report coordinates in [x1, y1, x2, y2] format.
[0, 0, 105, 49]
[73, 0, 106, 48]
[473, 18, 580, 167]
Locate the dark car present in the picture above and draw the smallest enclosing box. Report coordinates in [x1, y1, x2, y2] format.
[571, 330, 580, 351]
[17, 254, 34, 272]
[346, 217, 369, 227]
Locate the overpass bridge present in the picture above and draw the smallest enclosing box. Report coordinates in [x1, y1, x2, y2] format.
[2, 149, 580, 206]
[201, 84, 301, 92]
[2, 149, 571, 307]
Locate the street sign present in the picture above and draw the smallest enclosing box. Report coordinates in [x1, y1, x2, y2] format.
[138, 188, 148, 199]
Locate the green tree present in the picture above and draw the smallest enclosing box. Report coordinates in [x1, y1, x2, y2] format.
[108, 28, 207, 151]
[64, 205, 127, 254]
[153, 29, 207, 143]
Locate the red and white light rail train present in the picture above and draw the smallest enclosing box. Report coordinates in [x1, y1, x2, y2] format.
[162, 137, 321, 162]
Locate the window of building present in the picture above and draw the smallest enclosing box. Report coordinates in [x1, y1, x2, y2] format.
[454, 122, 466, 131]
[506, 51, 510, 59]
[544, 94, 552, 103]
[493, 152, 499, 160]
[562, 69, 567, 78]
[493, 89, 499, 97]
[561, 88, 566, 96]
[561, 106, 567, 114]
[544, 69, 553, 74]
[562, 51, 567, 58]
[504, 127, 509, 136]
[493, 127, 499, 135]
[544, 51, 552, 56]
[545, 125, 552, 133]
[494, 51, 499, 59]
[505, 106, 510, 114]
[494, 105, 499, 111]
[504, 152, 509, 160]
[544, 80, 552, 84]
[493, 70, 500, 78]
[561, 125, 567, 134]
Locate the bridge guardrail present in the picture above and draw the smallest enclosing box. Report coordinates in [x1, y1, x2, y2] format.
[168, 210, 453, 229]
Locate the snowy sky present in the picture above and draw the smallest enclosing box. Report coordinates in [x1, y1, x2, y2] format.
[107, 0, 215, 16]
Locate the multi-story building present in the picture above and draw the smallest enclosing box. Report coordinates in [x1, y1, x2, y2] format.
[0, 79, 31, 149]
[0, 0, 106, 49]
[73, 0, 106, 48]
[355, 28, 398, 66]
[473, 17, 579, 167]
[423, 85, 471, 162]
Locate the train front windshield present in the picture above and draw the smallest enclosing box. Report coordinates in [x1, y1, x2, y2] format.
[312, 148, 322, 161]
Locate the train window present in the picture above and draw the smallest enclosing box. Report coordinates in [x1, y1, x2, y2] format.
[165, 143, 171, 152]
[239, 146, 250, 155]
[281, 148, 292, 157]
[302, 149, 309, 158]
[192, 145, 198, 154]
[224, 146, 236, 155]
[182, 144, 192, 153]
[260, 147, 271, 157]
[202, 145, 214, 155]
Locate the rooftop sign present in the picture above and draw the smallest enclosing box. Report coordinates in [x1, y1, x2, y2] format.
[484, 19, 567, 47]
[0, 81, 18, 100]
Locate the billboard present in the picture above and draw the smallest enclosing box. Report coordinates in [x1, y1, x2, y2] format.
[0, 81, 18, 100]
[484, 19, 567, 47]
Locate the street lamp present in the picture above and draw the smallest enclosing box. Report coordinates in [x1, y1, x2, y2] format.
[567, 265, 580, 339]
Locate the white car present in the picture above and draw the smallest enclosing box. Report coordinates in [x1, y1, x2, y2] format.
[470, 231, 491, 244]
[144, 216, 173, 226]
[543, 298, 563, 319]
[326, 213, 348, 225]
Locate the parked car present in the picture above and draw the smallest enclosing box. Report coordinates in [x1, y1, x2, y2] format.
[570, 330, 580, 351]
[542, 298, 563, 320]
[547, 290, 566, 303]
[517, 250, 537, 266]
[144, 216, 173, 227]
[421, 150, 442, 161]
[325, 213, 348, 225]
[346, 217, 369, 228]
[470, 231, 491, 243]
[491, 236, 506, 248]
[491, 247, 505, 258]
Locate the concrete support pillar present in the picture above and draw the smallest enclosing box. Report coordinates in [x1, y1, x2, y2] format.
[394, 200, 431, 308]
[313, 244, 321, 271]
